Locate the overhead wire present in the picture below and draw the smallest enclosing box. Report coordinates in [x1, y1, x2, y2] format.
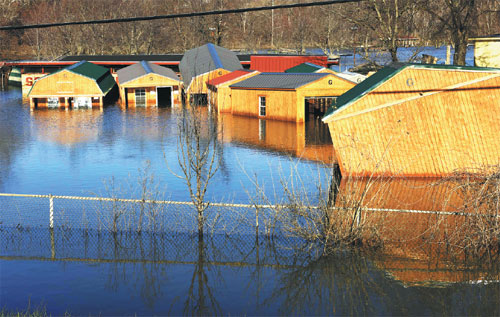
[0, 0, 365, 31]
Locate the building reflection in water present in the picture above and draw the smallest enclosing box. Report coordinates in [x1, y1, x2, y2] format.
[218, 112, 335, 165]
[30, 109, 103, 145]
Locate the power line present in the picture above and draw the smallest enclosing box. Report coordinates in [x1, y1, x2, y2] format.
[0, 0, 364, 31]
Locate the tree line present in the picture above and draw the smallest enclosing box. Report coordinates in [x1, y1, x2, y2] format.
[1, 0, 499, 65]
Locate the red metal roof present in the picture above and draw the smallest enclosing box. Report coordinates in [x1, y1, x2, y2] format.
[250, 55, 329, 72]
[206, 70, 253, 86]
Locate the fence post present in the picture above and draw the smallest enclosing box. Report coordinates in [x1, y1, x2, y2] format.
[49, 194, 54, 229]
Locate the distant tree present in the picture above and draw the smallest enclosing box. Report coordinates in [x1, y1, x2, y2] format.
[418, 0, 479, 66]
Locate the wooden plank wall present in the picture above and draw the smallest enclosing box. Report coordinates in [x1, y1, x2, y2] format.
[327, 68, 500, 176]
[29, 70, 103, 97]
[187, 68, 230, 95]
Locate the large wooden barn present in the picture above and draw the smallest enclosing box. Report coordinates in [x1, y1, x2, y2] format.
[322, 63, 500, 177]
[229, 72, 356, 122]
[116, 61, 181, 108]
[179, 43, 242, 102]
[206, 70, 260, 113]
[28, 61, 116, 110]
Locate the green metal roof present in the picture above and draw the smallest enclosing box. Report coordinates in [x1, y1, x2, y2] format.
[322, 63, 500, 121]
[97, 73, 117, 95]
[66, 60, 109, 80]
[285, 62, 323, 73]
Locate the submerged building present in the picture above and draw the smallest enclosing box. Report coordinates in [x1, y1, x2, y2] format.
[116, 61, 181, 108]
[322, 63, 500, 177]
[230, 72, 356, 122]
[28, 61, 116, 110]
[179, 43, 242, 102]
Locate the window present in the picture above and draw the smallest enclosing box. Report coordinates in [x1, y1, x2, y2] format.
[259, 96, 266, 116]
[135, 89, 146, 107]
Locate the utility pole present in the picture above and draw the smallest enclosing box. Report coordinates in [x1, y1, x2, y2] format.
[271, 0, 274, 48]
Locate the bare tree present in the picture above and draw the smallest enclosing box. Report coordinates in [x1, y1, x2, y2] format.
[173, 106, 221, 238]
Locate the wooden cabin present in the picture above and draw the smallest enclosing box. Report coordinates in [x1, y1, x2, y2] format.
[116, 61, 181, 108]
[28, 61, 116, 110]
[322, 63, 500, 177]
[206, 70, 260, 113]
[179, 43, 242, 102]
[229, 73, 356, 122]
[470, 34, 500, 68]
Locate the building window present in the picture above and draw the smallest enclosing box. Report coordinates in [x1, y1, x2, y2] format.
[47, 97, 59, 108]
[135, 89, 146, 107]
[259, 96, 266, 116]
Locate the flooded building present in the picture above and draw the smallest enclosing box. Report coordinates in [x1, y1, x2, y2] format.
[206, 69, 260, 114]
[230, 73, 356, 122]
[470, 34, 500, 68]
[28, 61, 117, 110]
[285, 62, 366, 83]
[322, 63, 500, 177]
[116, 61, 181, 108]
[179, 43, 243, 102]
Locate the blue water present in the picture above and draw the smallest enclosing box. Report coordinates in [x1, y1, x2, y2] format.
[1, 71, 499, 315]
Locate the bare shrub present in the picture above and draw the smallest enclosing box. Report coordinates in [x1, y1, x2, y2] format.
[430, 166, 500, 262]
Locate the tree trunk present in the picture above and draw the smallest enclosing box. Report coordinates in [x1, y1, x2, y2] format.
[453, 37, 468, 66]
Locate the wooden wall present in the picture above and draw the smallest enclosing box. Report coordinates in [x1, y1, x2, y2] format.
[187, 68, 231, 95]
[29, 70, 103, 97]
[230, 74, 355, 122]
[119, 73, 180, 108]
[212, 72, 260, 114]
[474, 40, 500, 68]
[326, 67, 500, 177]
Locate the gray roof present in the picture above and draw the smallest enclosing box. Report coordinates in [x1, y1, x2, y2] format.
[230, 73, 329, 89]
[179, 43, 242, 88]
[117, 61, 179, 85]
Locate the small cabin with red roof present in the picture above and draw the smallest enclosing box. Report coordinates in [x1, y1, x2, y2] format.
[206, 70, 260, 113]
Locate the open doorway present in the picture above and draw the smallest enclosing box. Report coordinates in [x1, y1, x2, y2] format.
[157, 87, 172, 107]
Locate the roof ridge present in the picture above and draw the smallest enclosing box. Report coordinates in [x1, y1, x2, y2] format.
[140, 60, 153, 74]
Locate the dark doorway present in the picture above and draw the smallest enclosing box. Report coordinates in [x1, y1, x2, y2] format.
[157, 87, 172, 107]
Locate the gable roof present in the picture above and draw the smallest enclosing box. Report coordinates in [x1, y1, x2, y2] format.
[230, 73, 329, 90]
[285, 62, 324, 73]
[28, 60, 116, 96]
[206, 70, 253, 87]
[179, 43, 242, 87]
[66, 60, 109, 80]
[117, 61, 179, 85]
[322, 63, 500, 122]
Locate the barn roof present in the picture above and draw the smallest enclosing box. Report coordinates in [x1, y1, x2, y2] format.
[179, 43, 242, 87]
[322, 63, 500, 122]
[230, 73, 329, 90]
[284, 62, 324, 73]
[66, 60, 110, 80]
[206, 70, 253, 87]
[28, 61, 116, 96]
[117, 61, 179, 85]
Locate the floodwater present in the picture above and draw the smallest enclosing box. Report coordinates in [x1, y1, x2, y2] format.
[0, 85, 499, 315]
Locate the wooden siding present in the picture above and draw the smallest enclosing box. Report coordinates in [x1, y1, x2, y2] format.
[474, 40, 500, 68]
[187, 68, 231, 95]
[119, 73, 180, 107]
[29, 70, 103, 97]
[230, 74, 355, 122]
[325, 68, 500, 176]
[209, 72, 260, 114]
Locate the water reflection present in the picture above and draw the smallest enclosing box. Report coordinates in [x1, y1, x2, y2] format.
[1, 227, 498, 315]
[31, 109, 103, 145]
[218, 113, 335, 164]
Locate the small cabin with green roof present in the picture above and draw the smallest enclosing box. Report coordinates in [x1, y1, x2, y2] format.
[28, 61, 117, 110]
[322, 63, 500, 177]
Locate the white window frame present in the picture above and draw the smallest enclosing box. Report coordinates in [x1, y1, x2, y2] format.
[259, 96, 266, 117]
[135, 88, 146, 107]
